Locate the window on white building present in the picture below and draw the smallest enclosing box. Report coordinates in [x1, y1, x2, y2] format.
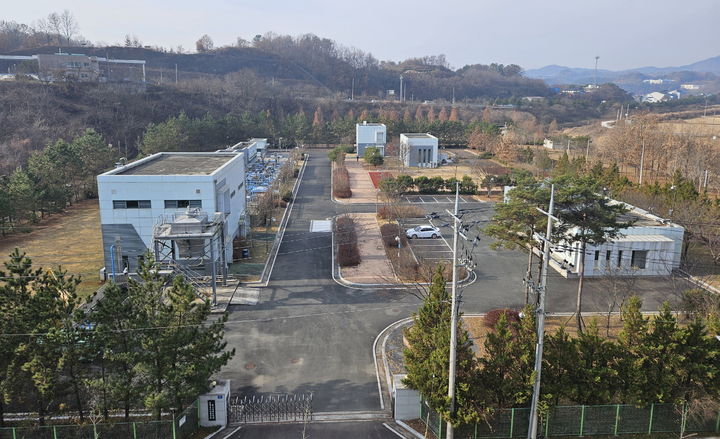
[164, 200, 202, 209]
[605, 250, 612, 266]
[617, 250, 623, 267]
[631, 250, 648, 269]
[113, 200, 151, 209]
[593, 250, 600, 269]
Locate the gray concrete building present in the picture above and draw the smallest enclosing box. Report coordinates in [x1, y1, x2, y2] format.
[400, 133, 438, 167]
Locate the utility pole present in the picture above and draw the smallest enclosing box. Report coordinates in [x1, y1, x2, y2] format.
[527, 185, 555, 439]
[639, 140, 646, 185]
[446, 182, 460, 439]
[399, 75, 404, 102]
[351, 76, 355, 101]
[175, 63, 178, 83]
[594, 56, 600, 88]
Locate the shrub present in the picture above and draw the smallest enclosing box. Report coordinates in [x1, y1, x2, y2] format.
[281, 190, 293, 202]
[483, 308, 521, 329]
[333, 167, 352, 198]
[396, 175, 414, 192]
[364, 146, 384, 166]
[336, 215, 360, 267]
[460, 175, 478, 195]
[380, 223, 410, 248]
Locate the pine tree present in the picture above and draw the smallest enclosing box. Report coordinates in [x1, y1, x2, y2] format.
[312, 107, 323, 127]
[541, 326, 578, 405]
[427, 107, 436, 122]
[414, 106, 423, 121]
[617, 296, 649, 405]
[572, 319, 619, 404]
[358, 109, 369, 121]
[403, 108, 412, 123]
[403, 266, 482, 425]
[643, 303, 683, 403]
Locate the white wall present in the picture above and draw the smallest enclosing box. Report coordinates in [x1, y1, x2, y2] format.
[356, 124, 387, 145]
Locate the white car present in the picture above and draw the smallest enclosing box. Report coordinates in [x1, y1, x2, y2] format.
[406, 225, 441, 239]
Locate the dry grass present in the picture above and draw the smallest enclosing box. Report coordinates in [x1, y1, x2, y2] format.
[464, 314, 629, 359]
[0, 199, 103, 297]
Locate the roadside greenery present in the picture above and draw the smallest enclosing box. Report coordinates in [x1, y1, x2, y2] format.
[379, 174, 479, 195]
[404, 275, 720, 428]
[0, 250, 233, 426]
[363, 146, 383, 166]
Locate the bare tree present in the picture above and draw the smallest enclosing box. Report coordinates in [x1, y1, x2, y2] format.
[58, 10, 78, 46]
[196, 34, 214, 52]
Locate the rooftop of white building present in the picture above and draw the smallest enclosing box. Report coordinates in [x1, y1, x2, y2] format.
[103, 152, 239, 176]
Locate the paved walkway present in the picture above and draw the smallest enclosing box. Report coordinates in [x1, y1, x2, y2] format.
[336, 158, 377, 204]
[340, 213, 395, 284]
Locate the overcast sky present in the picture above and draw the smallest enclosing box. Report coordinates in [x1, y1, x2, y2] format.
[5, 0, 719, 71]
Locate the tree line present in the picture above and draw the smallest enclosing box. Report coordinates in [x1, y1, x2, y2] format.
[404, 267, 720, 428]
[0, 129, 117, 236]
[0, 251, 233, 426]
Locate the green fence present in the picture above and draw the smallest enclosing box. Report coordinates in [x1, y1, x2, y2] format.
[0, 401, 199, 439]
[421, 401, 720, 439]
[0, 421, 173, 439]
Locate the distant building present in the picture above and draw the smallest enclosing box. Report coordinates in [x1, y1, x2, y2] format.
[400, 133, 438, 167]
[548, 201, 684, 278]
[97, 152, 247, 279]
[643, 79, 675, 85]
[0, 51, 146, 82]
[543, 138, 559, 150]
[522, 96, 545, 102]
[355, 121, 387, 156]
[642, 91, 667, 103]
[681, 84, 700, 90]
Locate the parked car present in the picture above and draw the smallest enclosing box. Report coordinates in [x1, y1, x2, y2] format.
[406, 225, 441, 239]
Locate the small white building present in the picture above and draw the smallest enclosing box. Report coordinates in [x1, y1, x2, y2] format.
[681, 84, 700, 90]
[97, 152, 247, 277]
[355, 121, 387, 156]
[220, 138, 267, 163]
[549, 202, 684, 278]
[543, 138, 560, 150]
[400, 133, 438, 168]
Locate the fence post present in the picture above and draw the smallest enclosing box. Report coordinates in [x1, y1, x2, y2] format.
[716, 409, 720, 432]
[93, 424, 98, 439]
[680, 403, 687, 437]
[132, 422, 137, 439]
[545, 410, 550, 437]
[580, 405, 586, 437]
[53, 426, 58, 439]
[510, 408, 515, 438]
[475, 420, 479, 439]
[647, 403, 655, 435]
[172, 416, 177, 439]
[614, 404, 620, 436]
[12, 427, 16, 439]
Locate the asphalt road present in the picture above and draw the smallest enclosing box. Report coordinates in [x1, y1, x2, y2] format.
[218, 150, 688, 415]
[228, 421, 403, 439]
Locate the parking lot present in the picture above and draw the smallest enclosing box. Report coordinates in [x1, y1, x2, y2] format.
[399, 202, 493, 265]
[403, 194, 482, 204]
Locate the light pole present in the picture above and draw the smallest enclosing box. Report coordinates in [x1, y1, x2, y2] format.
[594, 56, 600, 88]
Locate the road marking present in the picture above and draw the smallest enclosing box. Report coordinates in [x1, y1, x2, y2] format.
[383, 423, 407, 438]
[433, 196, 440, 202]
[446, 196, 453, 202]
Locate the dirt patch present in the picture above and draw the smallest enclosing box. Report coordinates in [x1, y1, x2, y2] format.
[339, 213, 395, 284]
[0, 199, 103, 297]
[368, 171, 394, 188]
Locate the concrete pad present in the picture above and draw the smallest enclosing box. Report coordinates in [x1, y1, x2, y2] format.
[340, 213, 396, 284]
[336, 160, 377, 204]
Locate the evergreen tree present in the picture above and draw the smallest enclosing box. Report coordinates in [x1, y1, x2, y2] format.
[403, 266, 482, 425]
[571, 319, 619, 404]
[552, 175, 632, 331]
[617, 296, 649, 405]
[541, 326, 578, 405]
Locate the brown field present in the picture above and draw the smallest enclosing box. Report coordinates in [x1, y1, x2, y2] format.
[0, 199, 103, 297]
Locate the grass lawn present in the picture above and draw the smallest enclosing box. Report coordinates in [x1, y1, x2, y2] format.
[0, 199, 103, 298]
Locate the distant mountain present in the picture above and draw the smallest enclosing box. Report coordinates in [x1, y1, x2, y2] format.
[525, 55, 720, 85]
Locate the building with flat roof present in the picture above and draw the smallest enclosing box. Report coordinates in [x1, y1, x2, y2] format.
[356, 121, 386, 156]
[0, 52, 146, 82]
[97, 152, 246, 280]
[549, 202, 684, 278]
[400, 133, 438, 167]
[218, 138, 268, 164]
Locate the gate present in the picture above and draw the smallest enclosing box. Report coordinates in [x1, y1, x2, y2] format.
[229, 393, 313, 424]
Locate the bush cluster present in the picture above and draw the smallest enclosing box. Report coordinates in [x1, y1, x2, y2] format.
[376, 205, 425, 220]
[335, 215, 360, 266]
[380, 174, 478, 195]
[333, 167, 352, 198]
[327, 145, 355, 161]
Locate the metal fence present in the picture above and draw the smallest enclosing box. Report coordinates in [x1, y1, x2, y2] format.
[421, 401, 720, 439]
[0, 421, 173, 439]
[229, 393, 313, 424]
[0, 401, 199, 439]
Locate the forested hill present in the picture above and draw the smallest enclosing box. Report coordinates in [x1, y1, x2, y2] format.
[4, 33, 550, 101]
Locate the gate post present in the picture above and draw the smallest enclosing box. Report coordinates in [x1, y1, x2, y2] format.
[200, 380, 231, 428]
[647, 404, 655, 434]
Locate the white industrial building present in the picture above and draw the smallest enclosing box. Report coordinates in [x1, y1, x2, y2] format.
[218, 138, 268, 163]
[400, 133, 438, 167]
[97, 152, 247, 282]
[355, 122, 387, 156]
[549, 202, 684, 278]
